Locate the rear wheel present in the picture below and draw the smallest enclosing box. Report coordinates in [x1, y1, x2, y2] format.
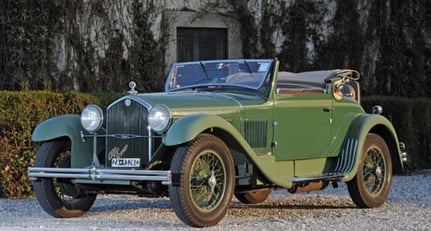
[235, 188, 271, 204]
[32, 139, 97, 218]
[347, 133, 392, 208]
[169, 134, 234, 227]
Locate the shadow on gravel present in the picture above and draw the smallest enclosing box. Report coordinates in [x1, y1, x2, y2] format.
[87, 194, 357, 215]
[89, 197, 172, 212]
[226, 198, 359, 218]
[230, 199, 356, 211]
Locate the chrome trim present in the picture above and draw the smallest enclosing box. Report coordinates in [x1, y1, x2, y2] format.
[127, 81, 138, 96]
[291, 174, 345, 183]
[28, 167, 172, 185]
[372, 105, 383, 115]
[147, 126, 152, 161]
[107, 95, 152, 111]
[81, 133, 162, 139]
[401, 151, 408, 163]
[399, 142, 406, 151]
[81, 104, 104, 133]
[400, 142, 408, 163]
[147, 104, 172, 133]
[334, 138, 358, 174]
[105, 96, 155, 165]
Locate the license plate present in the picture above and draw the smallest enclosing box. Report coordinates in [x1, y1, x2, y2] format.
[111, 158, 141, 167]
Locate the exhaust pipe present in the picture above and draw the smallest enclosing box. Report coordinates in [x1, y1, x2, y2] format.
[288, 181, 327, 194]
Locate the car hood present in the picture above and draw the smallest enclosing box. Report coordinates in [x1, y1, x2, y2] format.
[136, 91, 264, 116]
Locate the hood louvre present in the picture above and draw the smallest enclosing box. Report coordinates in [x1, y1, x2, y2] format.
[244, 120, 268, 148]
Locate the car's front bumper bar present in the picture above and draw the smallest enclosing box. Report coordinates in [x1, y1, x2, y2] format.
[28, 166, 172, 185]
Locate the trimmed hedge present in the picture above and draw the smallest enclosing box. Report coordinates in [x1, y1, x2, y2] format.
[0, 91, 99, 198]
[0, 92, 429, 198]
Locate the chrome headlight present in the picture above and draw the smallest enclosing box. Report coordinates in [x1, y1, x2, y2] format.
[80, 104, 104, 133]
[148, 105, 171, 133]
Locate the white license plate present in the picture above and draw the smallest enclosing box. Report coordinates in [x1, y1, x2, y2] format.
[111, 158, 141, 167]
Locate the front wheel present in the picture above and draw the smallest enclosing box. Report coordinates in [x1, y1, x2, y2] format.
[169, 134, 235, 227]
[347, 133, 392, 208]
[32, 139, 97, 218]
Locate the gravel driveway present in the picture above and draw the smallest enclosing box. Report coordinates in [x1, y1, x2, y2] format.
[1, 173, 430, 231]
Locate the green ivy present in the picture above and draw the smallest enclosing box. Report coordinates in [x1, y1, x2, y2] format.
[0, 0, 165, 93]
[131, 0, 165, 92]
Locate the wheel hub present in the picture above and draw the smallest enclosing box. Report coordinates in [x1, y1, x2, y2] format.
[207, 170, 217, 200]
[375, 166, 382, 178]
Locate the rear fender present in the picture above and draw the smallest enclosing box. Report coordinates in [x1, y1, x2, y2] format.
[341, 114, 403, 182]
[32, 115, 97, 167]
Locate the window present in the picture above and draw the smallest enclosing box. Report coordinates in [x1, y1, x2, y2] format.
[177, 28, 228, 62]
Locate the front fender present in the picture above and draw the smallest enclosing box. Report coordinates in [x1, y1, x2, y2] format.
[32, 115, 95, 167]
[164, 113, 243, 146]
[164, 113, 298, 188]
[33, 115, 83, 142]
[342, 114, 403, 182]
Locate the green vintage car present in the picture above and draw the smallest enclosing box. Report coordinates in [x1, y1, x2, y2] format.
[28, 59, 406, 227]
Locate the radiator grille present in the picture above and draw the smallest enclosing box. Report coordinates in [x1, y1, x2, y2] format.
[106, 98, 150, 168]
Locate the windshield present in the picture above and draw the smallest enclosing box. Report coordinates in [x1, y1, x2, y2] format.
[165, 59, 273, 92]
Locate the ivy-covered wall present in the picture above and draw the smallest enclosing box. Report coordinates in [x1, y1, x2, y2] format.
[229, 0, 431, 97]
[0, 0, 165, 92]
[0, 0, 431, 197]
[1, 0, 431, 96]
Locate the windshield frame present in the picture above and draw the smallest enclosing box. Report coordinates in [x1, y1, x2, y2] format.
[164, 59, 274, 92]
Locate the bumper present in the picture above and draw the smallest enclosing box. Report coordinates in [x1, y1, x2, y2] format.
[400, 142, 408, 163]
[28, 166, 172, 185]
[399, 142, 410, 172]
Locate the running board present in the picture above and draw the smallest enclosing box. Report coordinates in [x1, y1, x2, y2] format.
[290, 173, 345, 183]
[288, 138, 359, 184]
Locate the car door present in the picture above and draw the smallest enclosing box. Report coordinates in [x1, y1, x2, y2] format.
[272, 91, 332, 161]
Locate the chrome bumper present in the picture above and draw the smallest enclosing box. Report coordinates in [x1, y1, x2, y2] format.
[28, 166, 172, 185]
[400, 142, 408, 163]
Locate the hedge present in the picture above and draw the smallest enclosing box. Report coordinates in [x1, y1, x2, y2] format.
[362, 96, 431, 170]
[0, 92, 429, 198]
[0, 91, 99, 198]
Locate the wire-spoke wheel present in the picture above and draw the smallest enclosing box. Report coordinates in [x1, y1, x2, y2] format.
[169, 134, 234, 227]
[347, 133, 392, 208]
[32, 139, 97, 218]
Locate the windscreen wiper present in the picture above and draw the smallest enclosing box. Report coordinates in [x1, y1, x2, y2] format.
[199, 62, 210, 80]
[243, 60, 252, 74]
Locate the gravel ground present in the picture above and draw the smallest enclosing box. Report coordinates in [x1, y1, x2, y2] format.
[1, 173, 430, 231]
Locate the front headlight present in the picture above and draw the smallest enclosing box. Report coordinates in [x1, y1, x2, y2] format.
[81, 104, 104, 133]
[148, 105, 171, 133]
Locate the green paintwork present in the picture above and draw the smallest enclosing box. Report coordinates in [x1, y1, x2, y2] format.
[340, 113, 403, 182]
[32, 115, 102, 168]
[328, 99, 365, 157]
[31, 58, 404, 190]
[164, 113, 238, 146]
[293, 158, 329, 177]
[164, 113, 296, 188]
[139, 92, 244, 108]
[32, 115, 81, 142]
[273, 94, 332, 160]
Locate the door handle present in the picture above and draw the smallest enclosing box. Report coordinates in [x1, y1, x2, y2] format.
[323, 107, 334, 112]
